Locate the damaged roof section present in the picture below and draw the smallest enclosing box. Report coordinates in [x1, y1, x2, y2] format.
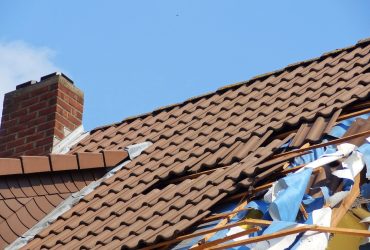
[19, 39, 370, 249]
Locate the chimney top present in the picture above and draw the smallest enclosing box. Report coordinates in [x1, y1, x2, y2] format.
[0, 72, 84, 157]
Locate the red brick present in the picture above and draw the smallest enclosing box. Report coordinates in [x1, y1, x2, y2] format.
[36, 137, 53, 147]
[28, 101, 48, 113]
[26, 134, 44, 143]
[48, 83, 58, 91]
[18, 112, 37, 123]
[68, 98, 83, 112]
[38, 106, 56, 116]
[7, 138, 25, 148]
[57, 98, 72, 112]
[48, 97, 57, 105]
[30, 85, 49, 96]
[37, 121, 54, 132]
[54, 129, 64, 140]
[1, 118, 18, 129]
[68, 114, 82, 127]
[23, 147, 45, 156]
[0, 133, 16, 143]
[1, 114, 10, 122]
[9, 108, 27, 119]
[18, 127, 35, 138]
[28, 116, 47, 127]
[38, 91, 57, 101]
[0, 150, 14, 158]
[21, 96, 40, 108]
[0, 74, 83, 157]
[55, 113, 74, 129]
[6, 124, 28, 134]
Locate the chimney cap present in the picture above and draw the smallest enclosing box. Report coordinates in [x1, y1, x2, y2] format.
[40, 72, 74, 84]
[16, 80, 37, 90]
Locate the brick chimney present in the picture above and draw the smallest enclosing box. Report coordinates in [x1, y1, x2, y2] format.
[0, 73, 84, 157]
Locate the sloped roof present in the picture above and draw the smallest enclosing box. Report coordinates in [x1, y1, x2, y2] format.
[15, 38, 370, 249]
[0, 151, 128, 248]
[0, 168, 108, 248]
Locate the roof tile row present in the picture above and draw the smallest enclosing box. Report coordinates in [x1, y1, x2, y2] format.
[0, 150, 128, 176]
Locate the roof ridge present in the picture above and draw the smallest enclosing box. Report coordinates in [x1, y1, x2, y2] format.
[91, 37, 370, 133]
[0, 150, 128, 176]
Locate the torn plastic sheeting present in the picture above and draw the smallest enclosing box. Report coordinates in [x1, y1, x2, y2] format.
[319, 147, 365, 207]
[358, 139, 370, 180]
[6, 142, 152, 250]
[292, 144, 329, 167]
[291, 207, 332, 250]
[300, 143, 357, 172]
[301, 194, 325, 217]
[265, 168, 313, 222]
[329, 113, 370, 138]
[361, 183, 370, 211]
[332, 151, 364, 181]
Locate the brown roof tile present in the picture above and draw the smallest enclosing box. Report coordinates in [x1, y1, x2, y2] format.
[0, 150, 128, 176]
[11, 38, 370, 249]
[0, 149, 129, 248]
[0, 158, 22, 176]
[0, 169, 109, 249]
[77, 152, 105, 169]
[49, 154, 78, 171]
[21, 156, 50, 174]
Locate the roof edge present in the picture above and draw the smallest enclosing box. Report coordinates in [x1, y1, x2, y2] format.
[90, 37, 370, 133]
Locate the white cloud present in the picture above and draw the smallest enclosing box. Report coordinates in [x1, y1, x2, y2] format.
[0, 40, 61, 120]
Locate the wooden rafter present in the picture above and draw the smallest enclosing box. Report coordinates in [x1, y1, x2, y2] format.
[204, 224, 370, 250]
[331, 175, 361, 227]
[139, 219, 271, 250]
[272, 129, 370, 159]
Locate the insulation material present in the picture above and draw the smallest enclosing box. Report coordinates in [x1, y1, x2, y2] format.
[327, 212, 368, 250]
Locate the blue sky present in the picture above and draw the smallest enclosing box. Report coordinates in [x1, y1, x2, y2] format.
[0, 1, 369, 130]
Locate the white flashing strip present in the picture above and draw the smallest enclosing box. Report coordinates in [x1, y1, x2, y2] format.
[6, 142, 152, 250]
[52, 125, 90, 154]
